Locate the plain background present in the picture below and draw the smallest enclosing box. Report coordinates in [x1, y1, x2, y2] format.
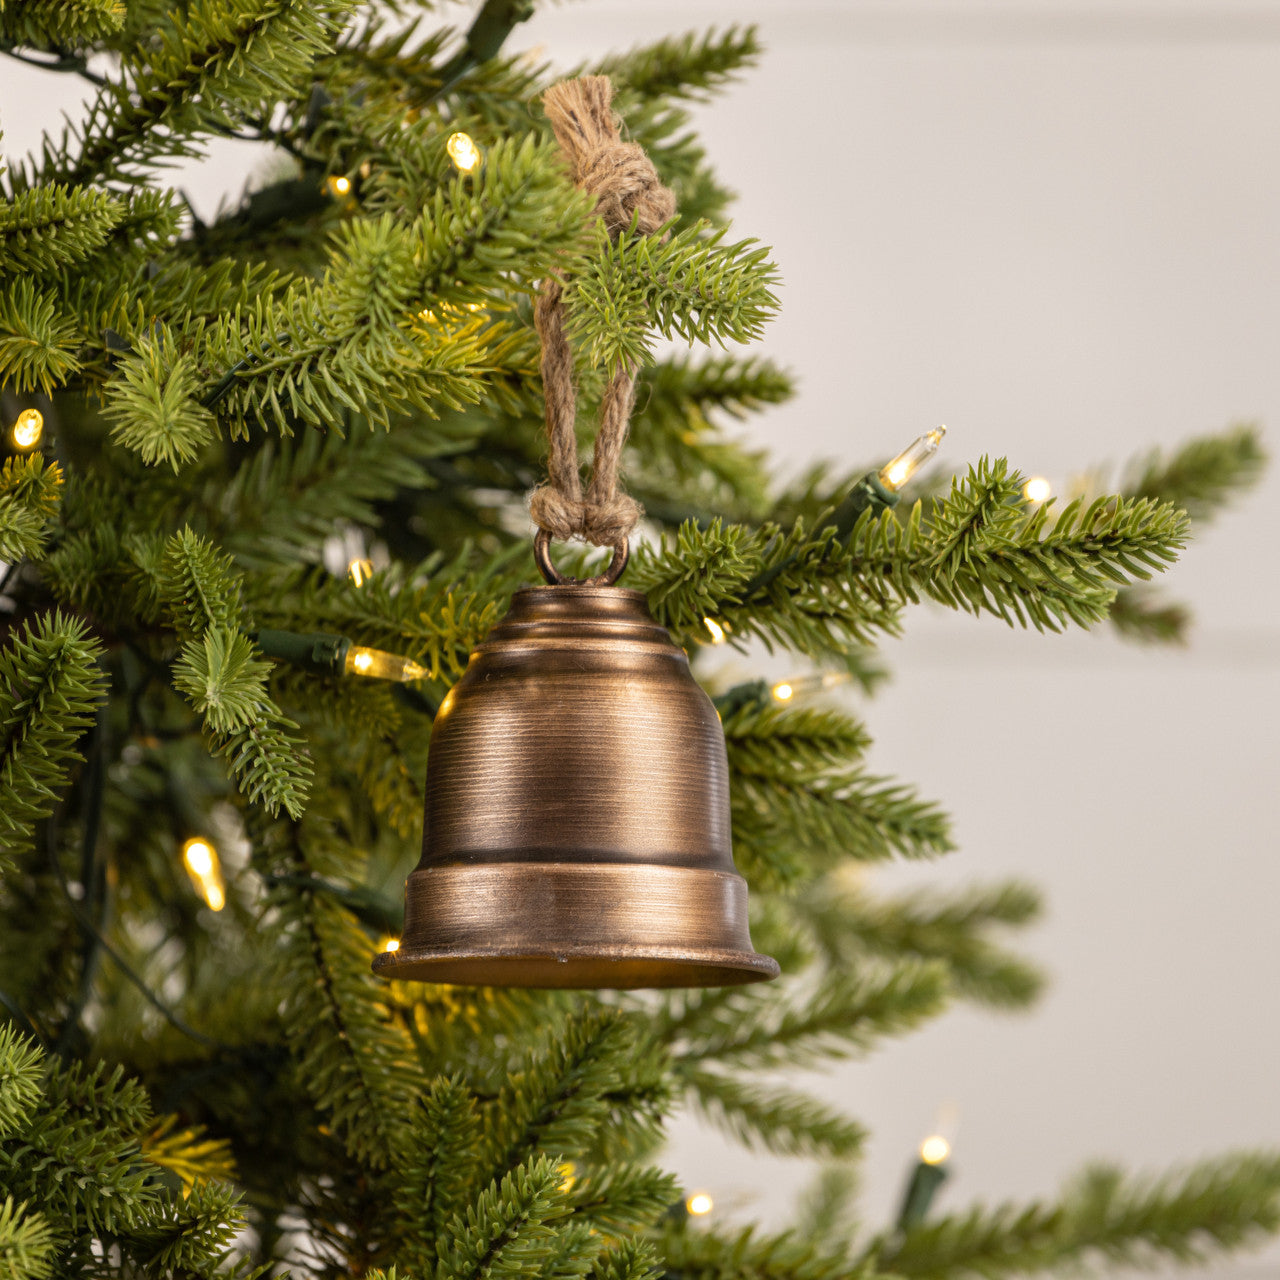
[2, 3, 1278, 1276]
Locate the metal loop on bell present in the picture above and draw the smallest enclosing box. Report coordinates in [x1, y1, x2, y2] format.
[534, 528, 629, 587]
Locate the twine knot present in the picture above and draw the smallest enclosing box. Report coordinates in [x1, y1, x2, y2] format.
[530, 76, 677, 554]
[528, 486, 643, 547]
[543, 75, 676, 238]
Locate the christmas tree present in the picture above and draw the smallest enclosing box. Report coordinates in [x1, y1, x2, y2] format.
[0, 2, 1276, 1277]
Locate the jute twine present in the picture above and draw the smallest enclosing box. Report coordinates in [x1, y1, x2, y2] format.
[528, 75, 676, 551]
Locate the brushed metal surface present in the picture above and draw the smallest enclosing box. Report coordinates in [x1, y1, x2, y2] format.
[373, 862, 779, 988]
[376, 584, 778, 988]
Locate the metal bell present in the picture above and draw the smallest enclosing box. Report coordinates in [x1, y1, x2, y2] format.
[373, 583, 779, 989]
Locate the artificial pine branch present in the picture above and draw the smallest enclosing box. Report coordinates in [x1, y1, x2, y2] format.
[0, 455, 62, 564]
[593, 27, 763, 102]
[0, 0, 124, 49]
[795, 881, 1046, 1010]
[681, 1068, 867, 1159]
[0, 185, 124, 276]
[868, 1153, 1280, 1278]
[0, 1194, 57, 1280]
[1125, 424, 1266, 523]
[564, 221, 781, 375]
[0, 613, 104, 869]
[22, 0, 353, 188]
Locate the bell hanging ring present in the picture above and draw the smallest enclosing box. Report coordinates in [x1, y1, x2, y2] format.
[373, 544, 779, 988]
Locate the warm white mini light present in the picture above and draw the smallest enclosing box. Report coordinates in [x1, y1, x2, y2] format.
[380, 937, 400, 953]
[447, 131, 482, 173]
[920, 1135, 951, 1165]
[771, 682, 794, 702]
[12, 408, 43, 449]
[703, 617, 726, 644]
[348, 558, 373, 587]
[1023, 476, 1052, 504]
[344, 645, 428, 683]
[183, 839, 214, 878]
[878, 425, 947, 492]
[686, 1192, 714, 1216]
[328, 174, 351, 196]
[182, 838, 226, 912]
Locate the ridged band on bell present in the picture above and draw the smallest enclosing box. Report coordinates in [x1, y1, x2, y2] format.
[373, 585, 779, 988]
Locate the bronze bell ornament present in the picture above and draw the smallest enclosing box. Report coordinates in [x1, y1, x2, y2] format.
[373, 74, 778, 988]
[372, 547, 779, 988]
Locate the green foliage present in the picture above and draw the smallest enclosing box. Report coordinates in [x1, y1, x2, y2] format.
[0, 0, 124, 46]
[565, 222, 781, 375]
[868, 1153, 1280, 1278]
[102, 328, 218, 468]
[434, 1156, 572, 1280]
[0, 454, 62, 564]
[0, 1030, 248, 1277]
[257, 817, 424, 1165]
[797, 881, 1045, 1010]
[0, 279, 81, 394]
[682, 1069, 866, 1159]
[635, 458, 1190, 658]
[1104, 425, 1266, 645]
[673, 963, 949, 1072]
[724, 699, 952, 889]
[0, 1028, 42, 1141]
[0, 612, 104, 867]
[392, 1075, 485, 1273]
[1108, 587, 1192, 645]
[0, 1194, 56, 1280]
[29, 0, 352, 187]
[157, 527, 244, 636]
[172, 626, 274, 732]
[626, 355, 783, 522]
[595, 26, 762, 102]
[656, 1220, 873, 1280]
[1126, 423, 1266, 523]
[483, 1009, 669, 1182]
[0, 185, 124, 276]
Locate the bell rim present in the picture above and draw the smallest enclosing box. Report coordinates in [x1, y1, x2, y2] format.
[372, 941, 780, 989]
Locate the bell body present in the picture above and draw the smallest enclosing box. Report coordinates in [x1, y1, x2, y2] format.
[373, 584, 779, 988]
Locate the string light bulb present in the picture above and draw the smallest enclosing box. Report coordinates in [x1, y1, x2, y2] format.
[446, 131, 482, 173]
[920, 1135, 951, 1166]
[327, 174, 352, 197]
[769, 672, 851, 704]
[686, 1192, 714, 1216]
[703, 617, 726, 645]
[181, 837, 226, 912]
[879, 425, 947, 492]
[348, 558, 374, 587]
[379, 937, 400, 953]
[1023, 476, 1052, 504]
[344, 645, 428, 683]
[11, 408, 43, 449]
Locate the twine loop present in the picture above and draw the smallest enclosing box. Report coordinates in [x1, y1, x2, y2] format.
[528, 75, 675, 566]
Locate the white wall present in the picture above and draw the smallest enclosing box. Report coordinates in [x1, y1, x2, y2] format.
[3, 4, 1277, 1275]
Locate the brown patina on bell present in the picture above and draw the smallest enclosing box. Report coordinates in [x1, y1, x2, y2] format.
[373, 583, 779, 989]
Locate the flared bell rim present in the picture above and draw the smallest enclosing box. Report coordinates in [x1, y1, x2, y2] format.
[372, 942, 780, 989]
[374, 862, 778, 990]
